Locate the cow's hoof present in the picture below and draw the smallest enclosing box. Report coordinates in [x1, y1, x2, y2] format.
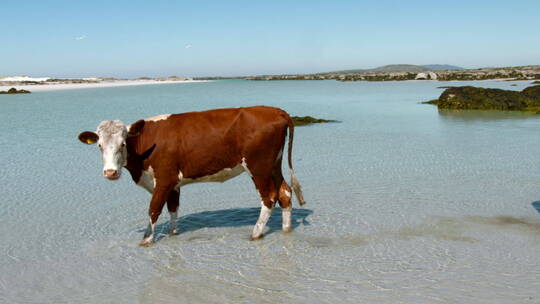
[169, 229, 178, 235]
[250, 234, 264, 241]
[283, 227, 292, 233]
[139, 237, 153, 246]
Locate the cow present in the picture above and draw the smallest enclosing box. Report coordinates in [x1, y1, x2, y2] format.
[78, 106, 306, 246]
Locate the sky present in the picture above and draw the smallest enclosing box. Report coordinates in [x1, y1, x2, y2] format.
[1, 0, 539, 78]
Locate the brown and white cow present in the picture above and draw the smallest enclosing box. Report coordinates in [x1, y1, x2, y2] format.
[78, 106, 306, 245]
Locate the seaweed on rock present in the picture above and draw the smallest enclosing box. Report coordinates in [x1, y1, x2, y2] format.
[423, 85, 540, 112]
[291, 116, 339, 126]
[0, 88, 31, 94]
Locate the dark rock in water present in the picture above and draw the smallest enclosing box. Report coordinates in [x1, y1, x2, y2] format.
[532, 80, 540, 84]
[0, 87, 31, 94]
[522, 85, 540, 100]
[423, 85, 540, 111]
[291, 116, 338, 126]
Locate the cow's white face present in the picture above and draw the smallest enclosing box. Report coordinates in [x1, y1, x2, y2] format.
[79, 120, 145, 180]
[96, 120, 128, 180]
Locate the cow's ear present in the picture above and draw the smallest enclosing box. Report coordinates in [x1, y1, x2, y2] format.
[128, 120, 145, 137]
[78, 131, 99, 145]
[140, 144, 156, 160]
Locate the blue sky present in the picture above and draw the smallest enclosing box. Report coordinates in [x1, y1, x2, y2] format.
[1, 0, 539, 77]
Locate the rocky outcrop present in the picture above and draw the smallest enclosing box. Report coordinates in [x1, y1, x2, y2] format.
[0, 88, 31, 94]
[234, 65, 540, 82]
[423, 85, 540, 111]
[415, 72, 437, 80]
[292, 116, 338, 126]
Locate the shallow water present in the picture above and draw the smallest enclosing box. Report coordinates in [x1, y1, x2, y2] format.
[1, 80, 540, 303]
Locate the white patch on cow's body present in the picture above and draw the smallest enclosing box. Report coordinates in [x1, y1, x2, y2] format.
[179, 163, 245, 187]
[241, 157, 253, 178]
[251, 202, 273, 239]
[282, 207, 292, 232]
[138, 166, 155, 193]
[145, 114, 171, 122]
[174, 171, 184, 190]
[169, 212, 178, 234]
[284, 189, 291, 198]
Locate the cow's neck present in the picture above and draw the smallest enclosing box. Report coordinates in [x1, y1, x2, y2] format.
[124, 138, 146, 184]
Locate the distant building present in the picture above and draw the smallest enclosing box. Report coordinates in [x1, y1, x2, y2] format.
[415, 72, 437, 80]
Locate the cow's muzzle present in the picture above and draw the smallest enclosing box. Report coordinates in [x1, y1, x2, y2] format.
[104, 169, 120, 180]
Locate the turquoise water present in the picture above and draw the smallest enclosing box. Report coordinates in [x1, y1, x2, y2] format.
[1, 80, 540, 303]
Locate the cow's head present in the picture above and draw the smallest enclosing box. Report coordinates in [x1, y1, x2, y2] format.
[78, 119, 145, 180]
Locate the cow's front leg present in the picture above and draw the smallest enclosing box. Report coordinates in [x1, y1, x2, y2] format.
[251, 200, 274, 240]
[140, 181, 176, 246]
[167, 189, 180, 235]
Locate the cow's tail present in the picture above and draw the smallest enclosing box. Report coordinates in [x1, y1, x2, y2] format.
[286, 115, 306, 206]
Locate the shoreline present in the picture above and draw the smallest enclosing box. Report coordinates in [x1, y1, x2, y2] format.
[0, 79, 210, 92]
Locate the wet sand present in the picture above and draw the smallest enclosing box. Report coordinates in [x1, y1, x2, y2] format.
[0, 79, 209, 92]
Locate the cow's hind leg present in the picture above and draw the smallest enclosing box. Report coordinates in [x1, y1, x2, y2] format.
[271, 160, 293, 233]
[251, 177, 278, 240]
[167, 189, 180, 235]
[278, 180, 293, 232]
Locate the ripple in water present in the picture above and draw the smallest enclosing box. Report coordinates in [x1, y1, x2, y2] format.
[1, 80, 540, 303]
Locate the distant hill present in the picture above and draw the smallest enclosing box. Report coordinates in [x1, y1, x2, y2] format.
[321, 64, 464, 75]
[421, 64, 464, 71]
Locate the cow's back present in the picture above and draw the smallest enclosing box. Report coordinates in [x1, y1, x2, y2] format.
[135, 106, 290, 179]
